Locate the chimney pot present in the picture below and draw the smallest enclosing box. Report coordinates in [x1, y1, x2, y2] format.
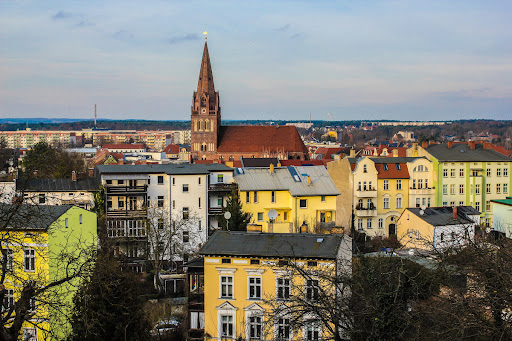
[468, 141, 476, 150]
[269, 163, 274, 173]
[447, 141, 453, 148]
[422, 141, 429, 149]
[452, 206, 457, 220]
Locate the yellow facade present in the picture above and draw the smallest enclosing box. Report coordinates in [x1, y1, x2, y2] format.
[396, 209, 433, 250]
[203, 255, 337, 341]
[376, 177, 409, 237]
[240, 189, 337, 233]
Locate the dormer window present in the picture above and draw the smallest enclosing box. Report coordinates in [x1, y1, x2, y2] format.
[383, 164, 388, 171]
[396, 164, 401, 170]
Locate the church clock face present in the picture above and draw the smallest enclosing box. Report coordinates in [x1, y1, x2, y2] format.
[201, 108, 207, 114]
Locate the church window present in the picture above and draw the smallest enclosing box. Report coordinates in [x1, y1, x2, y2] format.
[201, 98, 206, 107]
[196, 121, 200, 131]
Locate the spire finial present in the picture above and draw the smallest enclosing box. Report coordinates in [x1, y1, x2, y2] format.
[203, 30, 208, 41]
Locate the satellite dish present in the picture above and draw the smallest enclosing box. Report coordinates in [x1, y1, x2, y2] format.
[224, 211, 231, 220]
[268, 209, 278, 221]
[419, 209, 425, 216]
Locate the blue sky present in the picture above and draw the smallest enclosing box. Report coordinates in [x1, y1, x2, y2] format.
[1, 0, 511, 121]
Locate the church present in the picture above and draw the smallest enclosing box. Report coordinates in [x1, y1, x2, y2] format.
[190, 40, 308, 161]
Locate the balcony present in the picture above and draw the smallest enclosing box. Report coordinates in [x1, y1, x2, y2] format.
[318, 221, 336, 229]
[355, 204, 377, 217]
[208, 183, 236, 192]
[208, 207, 223, 215]
[106, 209, 147, 218]
[106, 185, 147, 195]
[355, 188, 377, 198]
[409, 187, 435, 195]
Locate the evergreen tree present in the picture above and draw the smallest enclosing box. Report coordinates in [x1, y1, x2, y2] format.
[217, 189, 251, 231]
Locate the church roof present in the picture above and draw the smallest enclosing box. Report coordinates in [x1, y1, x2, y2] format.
[217, 126, 308, 154]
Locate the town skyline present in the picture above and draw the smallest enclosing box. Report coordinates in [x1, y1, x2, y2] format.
[1, 1, 512, 121]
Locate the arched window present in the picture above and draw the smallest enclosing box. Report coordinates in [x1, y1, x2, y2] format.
[196, 121, 200, 131]
[201, 97, 206, 107]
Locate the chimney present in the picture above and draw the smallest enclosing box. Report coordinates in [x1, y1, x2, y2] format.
[118, 159, 124, 165]
[277, 161, 282, 167]
[422, 141, 428, 149]
[452, 206, 457, 220]
[483, 142, 491, 149]
[447, 141, 453, 149]
[468, 141, 475, 150]
[307, 176, 311, 184]
[88, 167, 95, 177]
[72, 171, 77, 182]
[350, 149, 355, 157]
[429, 140, 435, 145]
[392, 149, 398, 157]
[269, 163, 274, 173]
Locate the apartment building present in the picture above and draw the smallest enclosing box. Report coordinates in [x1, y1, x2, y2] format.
[95, 163, 234, 271]
[234, 165, 339, 233]
[199, 231, 352, 341]
[412, 141, 512, 226]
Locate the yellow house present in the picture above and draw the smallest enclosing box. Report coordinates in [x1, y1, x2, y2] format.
[199, 231, 352, 341]
[234, 166, 339, 233]
[397, 206, 479, 251]
[1, 204, 97, 340]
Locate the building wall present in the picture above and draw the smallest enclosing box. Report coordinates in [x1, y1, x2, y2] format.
[326, 158, 353, 229]
[492, 201, 512, 238]
[352, 158, 379, 236]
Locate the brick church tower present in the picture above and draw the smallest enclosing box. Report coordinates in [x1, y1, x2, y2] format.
[191, 40, 221, 159]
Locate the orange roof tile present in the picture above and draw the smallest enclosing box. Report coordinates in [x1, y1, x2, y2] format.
[102, 143, 145, 150]
[375, 163, 409, 179]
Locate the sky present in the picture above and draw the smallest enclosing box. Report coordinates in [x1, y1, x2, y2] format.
[1, 0, 512, 121]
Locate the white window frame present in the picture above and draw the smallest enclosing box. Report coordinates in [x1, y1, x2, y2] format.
[245, 303, 265, 341]
[217, 302, 237, 340]
[217, 268, 237, 299]
[24, 248, 36, 272]
[383, 197, 390, 209]
[276, 276, 291, 301]
[383, 180, 389, 190]
[275, 316, 292, 341]
[303, 321, 322, 341]
[305, 278, 319, 301]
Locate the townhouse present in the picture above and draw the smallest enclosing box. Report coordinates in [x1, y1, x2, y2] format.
[234, 165, 339, 233]
[1, 204, 97, 340]
[412, 141, 512, 226]
[198, 231, 352, 341]
[95, 163, 234, 271]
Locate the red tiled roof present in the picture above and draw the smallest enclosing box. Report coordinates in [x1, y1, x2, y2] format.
[102, 144, 145, 150]
[111, 153, 125, 160]
[375, 163, 409, 179]
[491, 145, 512, 158]
[280, 159, 325, 166]
[217, 126, 308, 154]
[163, 144, 180, 154]
[194, 159, 215, 164]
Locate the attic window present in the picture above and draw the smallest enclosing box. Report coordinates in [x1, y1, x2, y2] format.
[396, 164, 401, 170]
[383, 164, 388, 171]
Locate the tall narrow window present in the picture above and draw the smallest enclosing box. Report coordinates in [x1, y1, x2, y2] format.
[306, 279, 319, 301]
[254, 191, 258, 203]
[276, 318, 291, 340]
[271, 191, 276, 203]
[221, 315, 233, 338]
[248, 277, 262, 300]
[24, 249, 35, 272]
[249, 316, 263, 340]
[246, 192, 250, 204]
[220, 276, 233, 298]
[277, 277, 290, 300]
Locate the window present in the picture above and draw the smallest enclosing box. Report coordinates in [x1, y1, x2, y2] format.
[257, 212, 263, 222]
[358, 182, 362, 191]
[198, 220, 202, 231]
[321, 195, 325, 202]
[396, 180, 402, 190]
[277, 277, 290, 300]
[450, 169, 455, 177]
[158, 175, 164, 184]
[418, 179, 423, 189]
[183, 184, 189, 192]
[358, 219, 363, 230]
[383, 180, 389, 190]
[504, 183, 508, 194]
[24, 249, 35, 272]
[459, 184, 464, 194]
[416, 198, 420, 207]
[443, 169, 448, 178]
[79, 214, 83, 224]
[396, 197, 402, 209]
[38, 194, 45, 204]
[3, 289, 13, 311]
[283, 211, 288, 221]
[218, 197, 223, 206]
[486, 183, 491, 194]
[221, 315, 234, 338]
[497, 184, 501, 194]
[106, 180, 112, 185]
[198, 177, 201, 185]
[450, 201, 455, 206]
[218, 174, 224, 183]
[158, 196, 164, 207]
[248, 277, 262, 300]
[504, 168, 508, 177]
[475, 184, 480, 195]
[450, 184, 455, 195]
[486, 168, 491, 177]
[1, 249, 13, 271]
[460, 169, 464, 177]
[442, 202, 447, 206]
[396, 164, 401, 170]
[305, 323, 321, 341]
[300, 199, 307, 208]
[428, 198, 431, 207]
[383, 164, 388, 171]
[183, 231, 189, 243]
[367, 219, 372, 229]
[497, 168, 502, 177]
[190, 311, 205, 330]
[198, 197, 201, 208]
[251, 259, 260, 265]
[118, 180, 124, 185]
[306, 279, 319, 301]
[172, 177, 175, 185]
[486, 201, 491, 212]
[246, 192, 250, 204]
[220, 276, 233, 298]
[249, 316, 263, 340]
[475, 202, 480, 212]
[276, 318, 291, 340]
[254, 191, 258, 203]
[28, 297, 36, 314]
[271, 191, 276, 203]
[459, 201, 464, 206]
[363, 165, 367, 173]
[383, 197, 390, 209]
[65, 218, 69, 228]
[222, 258, 232, 264]
[378, 218, 383, 229]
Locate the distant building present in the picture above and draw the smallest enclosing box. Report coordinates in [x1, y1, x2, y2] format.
[491, 196, 512, 239]
[285, 122, 314, 129]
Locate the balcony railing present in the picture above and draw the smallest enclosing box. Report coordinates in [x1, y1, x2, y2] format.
[355, 189, 377, 198]
[208, 207, 223, 215]
[318, 221, 336, 229]
[208, 183, 236, 192]
[106, 185, 147, 195]
[106, 209, 147, 218]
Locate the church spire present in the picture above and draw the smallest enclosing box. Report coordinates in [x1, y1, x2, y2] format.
[196, 41, 216, 97]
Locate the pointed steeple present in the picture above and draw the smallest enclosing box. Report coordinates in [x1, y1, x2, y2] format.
[197, 41, 216, 97]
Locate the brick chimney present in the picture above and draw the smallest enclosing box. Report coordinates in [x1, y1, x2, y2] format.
[307, 176, 311, 184]
[452, 206, 457, 220]
[468, 141, 475, 150]
[429, 140, 436, 145]
[447, 141, 453, 148]
[118, 159, 124, 165]
[72, 171, 77, 182]
[350, 149, 356, 158]
[269, 163, 274, 173]
[422, 141, 428, 149]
